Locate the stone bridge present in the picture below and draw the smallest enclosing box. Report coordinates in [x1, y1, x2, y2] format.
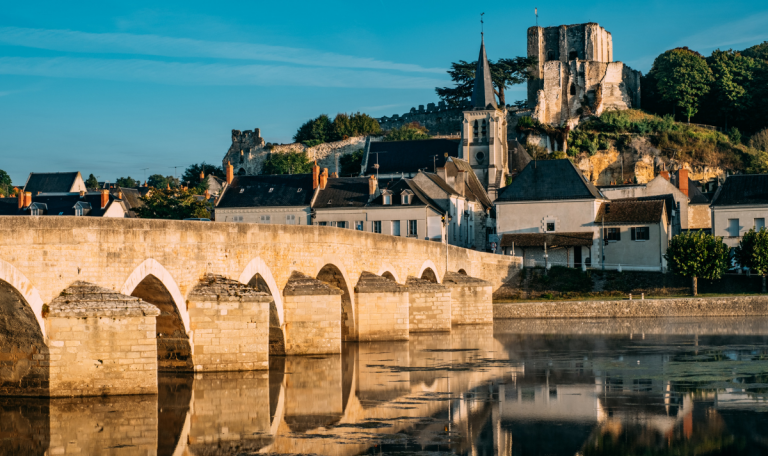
[0, 217, 519, 397]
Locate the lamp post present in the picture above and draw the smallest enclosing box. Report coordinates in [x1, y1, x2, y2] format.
[443, 213, 453, 275]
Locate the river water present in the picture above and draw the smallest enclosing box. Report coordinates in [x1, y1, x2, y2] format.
[2, 318, 768, 455]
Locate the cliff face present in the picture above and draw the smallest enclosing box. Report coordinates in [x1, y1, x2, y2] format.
[573, 137, 724, 186]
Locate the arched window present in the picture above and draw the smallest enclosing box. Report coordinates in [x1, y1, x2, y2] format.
[570, 84, 576, 96]
[547, 50, 555, 61]
[569, 51, 578, 61]
[481, 120, 487, 138]
[473, 120, 478, 138]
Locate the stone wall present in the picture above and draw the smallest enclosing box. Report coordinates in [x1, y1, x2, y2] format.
[494, 295, 768, 319]
[282, 272, 343, 355]
[442, 272, 493, 325]
[354, 272, 409, 341]
[689, 204, 711, 230]
[406, 277, 451, 332]
[188, 274, 271, 372]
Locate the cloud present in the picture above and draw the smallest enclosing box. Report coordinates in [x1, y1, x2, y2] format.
[677, 12, 768, 51]
[0, 56, 448, 89]
[0, 26, 444, 74]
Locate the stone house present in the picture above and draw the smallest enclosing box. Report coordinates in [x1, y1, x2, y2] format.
[215, 173, 316, 225]
[495, 159, 608, 268]
[0, 190, 127, 217]
[313, 175, 445, 242]
[22, 171, 87, 195]
[710, 174, 768, 248]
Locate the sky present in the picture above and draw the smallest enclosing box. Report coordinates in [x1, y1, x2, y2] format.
[1, 1, 766, 185]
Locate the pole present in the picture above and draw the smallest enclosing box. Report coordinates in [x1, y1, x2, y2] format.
[535, 8, 538, 27]
[601, 213, 605, 271]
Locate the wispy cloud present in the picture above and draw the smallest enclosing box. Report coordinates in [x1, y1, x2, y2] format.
[0, 26, 444, 74]
[0, 57, 447, 89]
[677, 12, 768, 51]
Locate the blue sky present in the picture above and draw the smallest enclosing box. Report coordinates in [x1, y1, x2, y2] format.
[1, 1, 766, 185]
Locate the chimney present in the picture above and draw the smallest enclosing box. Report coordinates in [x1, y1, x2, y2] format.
[368, 175, 377, 195]
[226, 161, 234, 184]
[678, 169, 689, 196]
[660, 171, 670, 181]
[118, 191, 123, 200]
[100, 190, 109, 209]
[312, 161, 320, 189]
[79, 190, 85, 198]
[330, 171, 338, 178]
[199, 170, 205, 181]
[204, 189, 210, 200]
[17, 191, 24, 209]
[143, 181, 147, 187]
[319, 168, 328, 190]
[24, 192, 32, 208]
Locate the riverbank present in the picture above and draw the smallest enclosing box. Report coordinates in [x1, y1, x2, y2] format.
[493, 295, 768, 319]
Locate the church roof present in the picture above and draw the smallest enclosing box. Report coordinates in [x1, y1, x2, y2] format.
[471, 38, 497, 110]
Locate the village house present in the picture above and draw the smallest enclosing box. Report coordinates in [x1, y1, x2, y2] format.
[0, 189, 127, 217]
[215, 172, 316, 225]
[710, 174, 768, 248]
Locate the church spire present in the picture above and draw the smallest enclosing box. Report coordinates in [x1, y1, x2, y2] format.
[471, 36, 497, 110]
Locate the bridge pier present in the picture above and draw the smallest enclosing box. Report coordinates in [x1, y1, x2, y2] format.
[443, 272, 494, 325]
[405, 277, 452, 333]
[46, 282, 160, 397]
[354, 272, 410, 341]
[282, 272, 343, 355]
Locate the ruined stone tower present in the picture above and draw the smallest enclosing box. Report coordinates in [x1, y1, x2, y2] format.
[459, 37, 508, 201]
[527, 23, 641, 129]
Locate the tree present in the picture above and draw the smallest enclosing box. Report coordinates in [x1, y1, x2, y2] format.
[747, 149, 768, 174]
[293, 114, 333, 143]
[742, 41, 768, 62]
[115, 176, 139, 188]
[85, 173, 99, 189]
[330, 112, 382, 141]
[735, 228, 768, 292]
[0, 169, 11, 197]
[147, 174, 179, 189]
[383, 122, 430, 141]
[261, 151, 313, 175]
[664, 231, 729, 296]
[649, 47, 714, 122]
[435, 56, 535, 107]
[339, 149, 365, 176]
[182, 162, 224, 185]
[134, 188, 211, 220]
[706, 50, 755, 129]
[749, 128, 768, 152]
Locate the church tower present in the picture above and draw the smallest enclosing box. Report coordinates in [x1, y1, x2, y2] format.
[459, 37, 508, 201]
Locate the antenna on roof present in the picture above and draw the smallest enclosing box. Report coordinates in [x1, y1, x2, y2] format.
[140, 168, 149, 184]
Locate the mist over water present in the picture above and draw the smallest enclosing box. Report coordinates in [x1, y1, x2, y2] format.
[2, 319, 768, 455]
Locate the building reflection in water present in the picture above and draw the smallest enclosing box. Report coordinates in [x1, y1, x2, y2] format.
[2, 320, 768, 455]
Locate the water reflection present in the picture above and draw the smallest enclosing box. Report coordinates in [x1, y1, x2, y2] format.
[2, 319, 768, 455]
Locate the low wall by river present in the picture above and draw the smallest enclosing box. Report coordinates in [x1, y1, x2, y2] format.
[494, 295, 768, 319]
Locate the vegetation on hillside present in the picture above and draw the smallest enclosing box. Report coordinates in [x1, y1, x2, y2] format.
[0, 169, 12, 197]
[135, 188, 211, 220]
[383, 122, 430, 141]
[261, 151, 313, 175]
[181, 162, 225, 186]
[293, 112, 381, 144]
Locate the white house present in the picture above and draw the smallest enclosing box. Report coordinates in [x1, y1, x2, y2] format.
[710, 174, 768, 248]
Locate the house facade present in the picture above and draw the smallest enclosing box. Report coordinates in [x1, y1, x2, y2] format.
[710, 174, 768, 248]
[215, 173, 316, 225]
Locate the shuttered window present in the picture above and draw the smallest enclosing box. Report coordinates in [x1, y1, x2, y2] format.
[630, 227, 649, 241]
[604, 228, 621, 241]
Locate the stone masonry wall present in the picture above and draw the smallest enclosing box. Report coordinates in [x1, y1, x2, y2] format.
[406, 277, 451, 332]
[442, 272, 493, 325]
[282, 271, 343, 355]
[354, 272, 409, 341]
[188, 274, 272, 372]
[494, 295, 768, 319]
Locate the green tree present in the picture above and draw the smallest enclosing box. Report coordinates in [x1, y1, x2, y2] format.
[261, 151, 313, 175]
[747, 149, 768, 174]
[707, 50, 755, 129]
[742, 41, 768, 62]
[664, 231, 729, 296]
[339, 149, 365, 176]
[749, 128, 768, 152]
[135, 188, 211, 220]
[330, 112, 382, 141]
[383, 122, 430, 141]
[0, 169, 11, 197]
[293, 114, 333, 143]
[435, 56, 536, 106]
[735, 227, 768, 292]
[147, 174, 179, 189]
[85, 173, 99, 189]
[181, 162, 224, 186]
[115, 176, 139, 188]
[649, 47, 714, 122]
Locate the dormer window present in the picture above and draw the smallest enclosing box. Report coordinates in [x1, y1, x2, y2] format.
[383, 195, 392, 205]
[29, 202, 47, 216]
[401, 190, 414, 205]
[74, 201, 91, 217]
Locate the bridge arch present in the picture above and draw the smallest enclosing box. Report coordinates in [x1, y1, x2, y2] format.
[376, 263, 401, 284]
[417, 259, 441, 283]
[0, 259, 47, 340]
[314, 258, 356, 341]
[121, 259, 189, 333]
[238, 257, 284, 326]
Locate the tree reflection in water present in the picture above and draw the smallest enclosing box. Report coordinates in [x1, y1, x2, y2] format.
[1, 319, 768, 455]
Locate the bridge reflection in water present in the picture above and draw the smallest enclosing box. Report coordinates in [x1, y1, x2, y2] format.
[3, 321, 768, 455]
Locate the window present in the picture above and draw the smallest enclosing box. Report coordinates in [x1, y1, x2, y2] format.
[570, 84, 576, 95]
[569, 50, 578, 60]
[473, 120, 478, 138]
[318, 221, 328, 226]
[373, 221, 382, 233]
[231, 215, 243, 222]
[546, 221, 556, 232]
[605, 228, 621, 241]
[355, 221, 364, 231]
[727, 218, 740, 237]
[285, 214, 296, 225]
[336, 221, 347, 229]
[401, 193, 412, 205]
[755, 218, 765, 230]
[75, 206, 83, 216]
[481, 120, 487, 137]
[259, 215, 271, 224]
[392, 220, 401, 236]
[407, 220, 418, 237]
[383, 194, 392, 205]
[631, 226, 650, 241]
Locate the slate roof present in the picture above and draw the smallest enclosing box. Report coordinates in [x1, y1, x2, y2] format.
[500, 232, 594, 248]
[595, 200, 665, 224]
[448, 157, 493, 209]
[24, 172, 81, 194]
[313, 177, 371, 209]
[369, 179, 444, 213]
[471, 38, 497, 110]
[367, 139, 460, 176]
[216, 174, 314, 208]
[686, 179, 710, 204]
[0, 192, 123, 217]
[0, 199, 18, 216]
[421, 172, 459, 196]
[496, 159, 605, 202]
[508, 139, 533, 174]
[111, 187, 145, 217]
[711, 174, 768, 207]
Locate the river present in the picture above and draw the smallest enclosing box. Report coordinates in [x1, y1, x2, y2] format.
[2, 318, 767, 455]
